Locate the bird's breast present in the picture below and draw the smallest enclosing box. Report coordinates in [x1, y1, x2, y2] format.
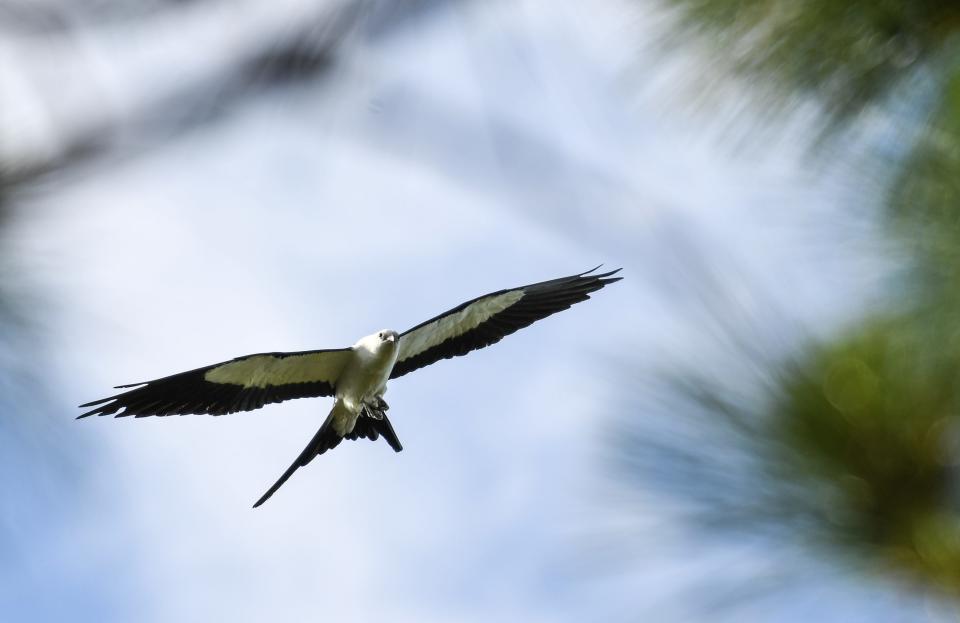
[336, 343, 398, 409]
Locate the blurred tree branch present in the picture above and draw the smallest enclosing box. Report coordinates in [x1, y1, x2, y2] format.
[0, 0, 467, 192]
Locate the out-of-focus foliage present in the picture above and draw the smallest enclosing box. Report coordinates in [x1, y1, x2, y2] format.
[624, 0, 960, 612]
[771, 319, 960, 597]
[628, 314, 960, 599]
[888, 66, 960, 310]
[660, 0, 960, 128]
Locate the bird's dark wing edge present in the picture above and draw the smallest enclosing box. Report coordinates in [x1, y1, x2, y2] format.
[252, 409, 403, 508]
[77, 348, 352, 418]
[390, 266, 622, 379]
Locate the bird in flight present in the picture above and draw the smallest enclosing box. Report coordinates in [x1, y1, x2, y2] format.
[79, 267, 622, 507]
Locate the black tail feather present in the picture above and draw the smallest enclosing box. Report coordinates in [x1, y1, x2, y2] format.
[252, 406, 404, 508]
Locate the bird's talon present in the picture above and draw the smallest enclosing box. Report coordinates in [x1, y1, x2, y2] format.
[363, 404, 384, 420]
[367, 397, 389, 412]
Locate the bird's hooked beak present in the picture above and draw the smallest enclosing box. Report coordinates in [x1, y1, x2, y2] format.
[386, 332, 397, 343]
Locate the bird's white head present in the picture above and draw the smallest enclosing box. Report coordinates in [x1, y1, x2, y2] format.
[377, 329, 399, 344]
[355, 329, 399, 353]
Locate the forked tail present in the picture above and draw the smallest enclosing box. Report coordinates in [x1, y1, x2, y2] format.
[253, 400, 402, 508]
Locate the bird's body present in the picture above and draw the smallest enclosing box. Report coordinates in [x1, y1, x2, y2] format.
[334, 330, 399, 434]
[79, 268, 621, 506]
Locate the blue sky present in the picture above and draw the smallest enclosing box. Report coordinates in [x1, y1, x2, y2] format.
[0, 1, 944, 621]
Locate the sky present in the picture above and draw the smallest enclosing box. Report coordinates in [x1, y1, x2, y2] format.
[0, 1, 944, 621]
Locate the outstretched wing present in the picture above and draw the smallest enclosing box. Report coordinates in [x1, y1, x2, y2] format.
[78, 348, 353, 418]
[390, 266, 622, 379]
[252, 407, 403, 508]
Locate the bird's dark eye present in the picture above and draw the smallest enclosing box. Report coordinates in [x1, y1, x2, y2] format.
[378, 332, 384, 339]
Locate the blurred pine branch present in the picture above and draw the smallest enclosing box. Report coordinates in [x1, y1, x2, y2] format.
[621, 0, 960, 611]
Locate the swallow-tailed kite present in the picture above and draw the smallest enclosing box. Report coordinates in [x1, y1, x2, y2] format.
[79, 267, 621, 507]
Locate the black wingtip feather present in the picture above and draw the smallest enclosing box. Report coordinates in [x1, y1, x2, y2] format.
[578, 265, 622, 279]
[78, 396, 116, 408]
[590, 267, 622, 279]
